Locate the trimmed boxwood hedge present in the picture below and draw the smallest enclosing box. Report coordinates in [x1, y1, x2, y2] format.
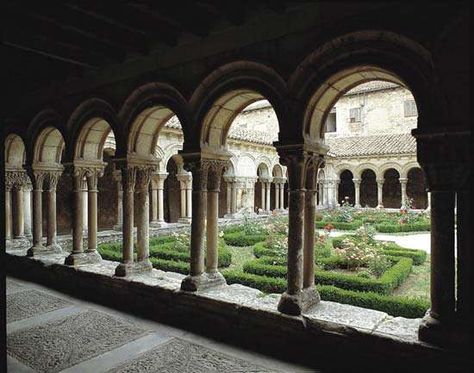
[222, 270, 429, 318]
[243, 256, 413, 295]
[316, 220, 364, 230]
[331, 237, 427, 265]
[223, 231, 267, 246]
[375, 222, 430, 233]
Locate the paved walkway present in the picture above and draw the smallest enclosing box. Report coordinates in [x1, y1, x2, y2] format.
[6, 277, 314, 373]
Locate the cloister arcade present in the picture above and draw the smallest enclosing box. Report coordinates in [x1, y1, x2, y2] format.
[3, 31, 471, 348]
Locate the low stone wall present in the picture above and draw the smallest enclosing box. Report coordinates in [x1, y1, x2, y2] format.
[5, 249, 471, 372]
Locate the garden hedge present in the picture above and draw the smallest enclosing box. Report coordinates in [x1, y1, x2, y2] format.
[243, 256, 413, 295]
[223, 231, 267, 246]
[316, 220, 364, 230]
[375, 222, 430, 233]
[222, 270, 429, 318]
[331, 237, 427, 265]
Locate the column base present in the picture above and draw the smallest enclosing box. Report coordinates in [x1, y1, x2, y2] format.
[64, 251, 102, 266]
[277, 287, 321, 316]
[114, 259, 153, 277]
[8, 237, 31, 250]
[27, 244, 62, 257]
[177, 217, 192, 224]
[180, 271, 227, 292]
[376, 204, 384, 209]
[418, 311, 471, 346]
[46, 243, 63, 253]
[113, 224, 122, 231]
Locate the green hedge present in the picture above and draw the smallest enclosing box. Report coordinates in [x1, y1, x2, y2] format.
[243, 256, 413, 295]
[375, 222, 430, 233]
[316, 220, 363, 230]
[223, 231, 267, 246]
[222, 270, 429, 318]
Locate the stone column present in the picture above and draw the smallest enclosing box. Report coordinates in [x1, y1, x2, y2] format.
[23, 183, 32, 237]
[277, 149, 322, 316]
[186, 182, 192, 218]
[400, 177, 408, 207]
[265, 181, 271, 211]
[353, 178, 361, 208]
[115, 165, 137, 276]
[231, 181, 237, 213]
[65, 169, 84, 263]
[376, 178, 384, 208]
[112, 170, 123, 231]
[260, 180, 265, 210]
[274, 183, 280, 210]
[157, 173, 167, 223]
[46, 172, 61, 250]
[82, 178, 88, 233]
[177, 173, 192, 223]
[280, 182, 286, 209]
[181, 159, 208, 291]
[318, 182, 324, 207]
[150, 175, 159, 224]
[180, 183, 187, 218]
[5, 185, 12, 241]
[135, 167, 154, 271]
[13, 186, 25, 238]
[27, 171, 47, 256]
[85, 169, 103, 261]
[226, 182, 232, 214]
[426, 191, 431, 212]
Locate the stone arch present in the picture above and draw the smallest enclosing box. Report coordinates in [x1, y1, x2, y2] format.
[401, 161, 422, 179]
[272, 164, 283, 177]
[290, 31, 447, 144]
[257, 162, 270, 179]
[162, 143, 184, 173]
[189, 61, 288, 151]
[335, 165, 355, 178]
[355, 164, 380, 180]
[120, 83, 188, 159]
[27, 109, 66, 165]
[33, 127, 65, 165]
[5, 133, 26, 168]
[383, 168, 402, 208]
[360, 169, 378, 208]
[379, 162, 403, 178]
[338, 169, 355, 206]
[406, 167, 427, 209]
[67, 98, 122, 161]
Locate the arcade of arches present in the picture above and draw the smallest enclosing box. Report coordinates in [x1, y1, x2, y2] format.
[3, 28, 471, 354]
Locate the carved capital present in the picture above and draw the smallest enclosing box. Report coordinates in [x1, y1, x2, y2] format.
[135, 167, 155, 191]
[6, 170, 29, 191]
[46, 171, 63, 192]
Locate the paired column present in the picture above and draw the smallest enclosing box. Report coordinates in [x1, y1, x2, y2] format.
[5, 184, 12, 241]
[115, 162, 156, 276]
[400, 177, 408, 207]
[376, 178, 384, 208]
[45, 172, 62, 250]
[353, 178, 361, 208]
[65, 165, 103, 266]
[181, 158, 228, 291]
[150, 172, 167, 226]
[27, 171, 47, 256]
[23, 182, 32, 237]
[265, 181, 271, 211]
[277, 146, 326, 316]
[280, 181, 286, 209]
[177, 173, 192, 223]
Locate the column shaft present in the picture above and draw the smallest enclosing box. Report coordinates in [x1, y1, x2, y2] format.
[32, 188, 43, 247]
[430, 191, 455, 320]
[226, 183, 231, 214]
[158, 188, 165, 222]
[206, 189, 219, 273]
[231, 183, 237, 213]
[456, 191, 472, 319]
[260, 182, 265, 210]
[190, 180, 206, 276]
[377, 180, 384, 208]
[122, 171, 135, 264]
[46, 189, 57, 245]
[24, 187, 32, 237]
[354, 181, 361, 208]
[266, 182, 271, 211]
[5, 189, 12, 240]
[303, 189, 315, 288]
[280, 183, 285, 209]
[186, 187, 192, 218]
[14, 188, 25, 237]
[275, 184, 280, 210]
[151, 187, 158, 222]
[136, 185, 150, 262]
[87, 182, 98, 252]
[180, 186, 187, 218]
[71, 176, 84, 254]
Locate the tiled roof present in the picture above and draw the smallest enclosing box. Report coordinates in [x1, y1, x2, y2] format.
[228, 127, 275, 144]
[325, 133, 416, 157]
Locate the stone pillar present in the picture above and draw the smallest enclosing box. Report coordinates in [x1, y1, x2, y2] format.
[23, 183, 32, 237]
[265, 181, 271, 211]
[113, 170, 123, 231]
[65, 165, 102, 266]
[46, 172, 61, 250]
[226, 182, 232, 214]
[27, 171, 47, 256]
[5, 186, 12, 241]
[181, 158, 227, 291]
[260, 181, 265, 210]
[414, 128, 471, 346]
[353, 178, 361, 208]
[85, 169, 103, 261]
[277, 148, 326, 316]
[82, 178, 88, 233]
[180, 183, 187, 218]
[426, 191, 431, 212]
[177, 173, 192, 223]
[280, 182, 286, 209]
[231, 181, 238, 213]
[157, 173, 167, 223]
[150, 176, 158, 223]
[400, 177, 408, 207]
[135, 167, 154, 271]
[186, 182, 192, 218]
[181, 159, 208, 291]
[318, 182, 324, 207]
[303, 157, 323, 304]
[376, 178, 384, 208]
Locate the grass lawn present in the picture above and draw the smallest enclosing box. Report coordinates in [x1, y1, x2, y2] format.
[392, 255, 430, 300]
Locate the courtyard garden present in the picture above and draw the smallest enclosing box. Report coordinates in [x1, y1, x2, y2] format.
[98, 207, 431, 319]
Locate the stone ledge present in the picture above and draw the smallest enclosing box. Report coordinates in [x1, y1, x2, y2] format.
[5, 249, 472, 372]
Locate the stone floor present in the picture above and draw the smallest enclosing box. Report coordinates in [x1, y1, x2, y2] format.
[6, 277, 314, 373]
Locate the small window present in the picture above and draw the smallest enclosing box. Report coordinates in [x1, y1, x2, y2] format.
[325, 112, 337, 132]
[404, 100, 417, 117]
[349, 107, 361, 123]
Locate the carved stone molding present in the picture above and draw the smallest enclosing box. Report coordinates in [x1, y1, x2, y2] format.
[135, 167, 155, 191]
[5, 171, 29, 191]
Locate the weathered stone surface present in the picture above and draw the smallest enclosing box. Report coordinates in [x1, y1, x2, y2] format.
[304, 301, 388, 331]
[7, 289, 71, 323]
[374, 316, 422, 342]
[8, 310, 147, 373]
[199, 283, 263, 305]
[6, 279, 24, 294]
[107, 338, 280, 373]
